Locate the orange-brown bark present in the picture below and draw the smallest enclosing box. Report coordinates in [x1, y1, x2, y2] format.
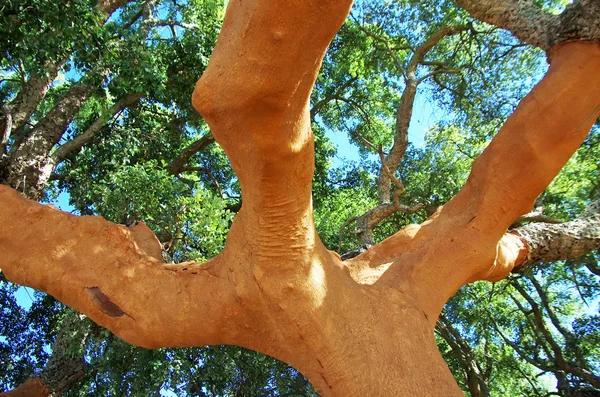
[1, 0, 599, 394]
[349, 41, 600, 318]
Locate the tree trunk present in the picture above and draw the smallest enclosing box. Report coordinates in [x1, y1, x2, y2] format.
[4, 65, 63, 138]
[1, 1, 600, 396]
[3, 84, 92, 199]
[2, 0, 131, 142]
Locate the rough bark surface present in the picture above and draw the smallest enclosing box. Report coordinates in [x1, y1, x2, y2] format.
[1, 0, 130, 140]
[456, 0, 600, 53]
[513, 198, 600, 270]
[1, 1, 600, 395]
[4, 65, 63, 138]
[455, 0, 557, 51]
[0, 0, 134, 199]
[4, 84, 92, 199]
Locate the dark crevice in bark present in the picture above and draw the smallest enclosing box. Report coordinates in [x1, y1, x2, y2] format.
[84, 287, 128, 318]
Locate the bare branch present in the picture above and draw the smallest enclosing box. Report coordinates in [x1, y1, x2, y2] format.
[510, 211, 563, 228]
[406, 25, 471, 77]
[310, 76, 358, 119]
[417, 69, 462, 85]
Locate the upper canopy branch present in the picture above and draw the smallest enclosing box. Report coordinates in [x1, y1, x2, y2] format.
[456, 0, 600, 53]
[455, 0, 556, 51]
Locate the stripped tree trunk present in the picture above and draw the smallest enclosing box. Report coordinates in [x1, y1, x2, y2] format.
[1, 1, 600, 396]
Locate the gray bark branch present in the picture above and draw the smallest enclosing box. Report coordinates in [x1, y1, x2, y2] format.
[455, 0, 600, 53]
[513, 198, 600, 270]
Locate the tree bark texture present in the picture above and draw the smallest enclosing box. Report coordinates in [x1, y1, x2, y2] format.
[0, 0, 135, 199]
[513, 198, 600, 270]
[2, 0, 130, 138]
[3, 84, 92, 199]
[1, 0, 600, 395]
[456, 0, 600, 53]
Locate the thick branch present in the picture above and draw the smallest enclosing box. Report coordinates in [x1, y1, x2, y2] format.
[512, 198, 600, 271]
[5, 84, 93, 199]
[456, 0, 600, 53]
[5, 64, 63, 138]
[347, 42, 600, 320]
[510, 211, 562, 228]
[4, 0, 131, 140]
[0, 185, 241, 350]
[455, 0, 557, 51]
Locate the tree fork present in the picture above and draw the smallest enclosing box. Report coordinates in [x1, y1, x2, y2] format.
[1, 1, 600, 396]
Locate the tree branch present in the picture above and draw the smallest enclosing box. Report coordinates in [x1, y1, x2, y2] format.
[456, 0, 600, 53]
[346, 42, 600, 320]
[512, 198, 600, 271]
[1, 104, 12, 154]
[166, 133, 215, 176]
[52, 93, 142, 163]
[0, 185, 242, 350]
[310, 76, 358, 119]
